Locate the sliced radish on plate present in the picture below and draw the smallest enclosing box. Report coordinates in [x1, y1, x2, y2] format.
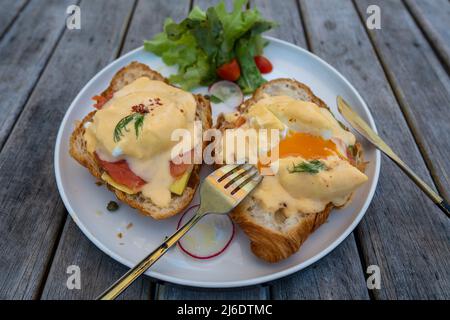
[209, 80, 244, 108]
[177, 205, 235, 259]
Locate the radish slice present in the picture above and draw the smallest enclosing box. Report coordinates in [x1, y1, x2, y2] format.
[209, 80, 244, 108]
[177, 205, 235, 259]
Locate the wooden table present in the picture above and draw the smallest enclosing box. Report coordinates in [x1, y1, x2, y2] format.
[0, 0, 448, 300]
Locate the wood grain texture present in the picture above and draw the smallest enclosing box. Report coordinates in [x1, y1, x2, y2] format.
[41, 217, 150, 300]
[270, 237, 369, 299]
[121, 0, 191, 54]
[0, 0, 136, 300]
[41, 0, 193, 300]
[255, 0, 369, 300]
[355, 0, 450, 201]
[252, 0, 306, 46]
[301, 0, 450, 299]
[0, 0, 71, 150]
[405, 0, 450, 72]
[0, 0, 28, 38]
[157, 285, 268, 300]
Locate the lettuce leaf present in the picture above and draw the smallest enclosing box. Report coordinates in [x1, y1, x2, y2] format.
[144, 0, 276, 92]
[236, 37, 266, 94]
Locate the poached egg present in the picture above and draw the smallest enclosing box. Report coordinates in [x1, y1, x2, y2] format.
[219, 95, 368, 216]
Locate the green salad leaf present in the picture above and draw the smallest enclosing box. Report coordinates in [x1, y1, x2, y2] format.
[144, 0, 276, 92]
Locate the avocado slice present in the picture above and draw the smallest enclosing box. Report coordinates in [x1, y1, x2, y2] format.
[170, 169, 192, 195]
[101, 172, 136, 194]
[102, 169, 192, 197]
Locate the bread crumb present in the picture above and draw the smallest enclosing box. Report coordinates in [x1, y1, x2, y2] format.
[117, 232, 123, 239]
[126, 222, 133, 230]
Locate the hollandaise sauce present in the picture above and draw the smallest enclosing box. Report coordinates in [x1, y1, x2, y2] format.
[84, 77, 197, 207]
[222, 95, 368, 215]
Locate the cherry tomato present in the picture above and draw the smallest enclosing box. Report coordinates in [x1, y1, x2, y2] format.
[216, 59, 241, 81]
[254, 56, 273, 74]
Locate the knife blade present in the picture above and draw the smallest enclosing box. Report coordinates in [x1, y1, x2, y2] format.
[337, 96, 449, 218]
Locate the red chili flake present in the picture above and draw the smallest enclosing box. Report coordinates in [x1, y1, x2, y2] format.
[131, 103, 149, 114]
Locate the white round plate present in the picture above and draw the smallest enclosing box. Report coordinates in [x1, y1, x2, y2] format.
[55, 37, 380, 288]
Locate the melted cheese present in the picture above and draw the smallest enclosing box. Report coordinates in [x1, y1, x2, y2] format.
[84, 77, 196, 207]
[219, 95, 367, 214]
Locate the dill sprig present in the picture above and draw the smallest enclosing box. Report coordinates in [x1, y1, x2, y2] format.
[113, 113, 145, 142]
[288, 160, 327, 174]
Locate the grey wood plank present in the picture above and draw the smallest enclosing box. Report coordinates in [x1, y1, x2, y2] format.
[0, 0, 28, 38]
[252, 0, 306, 46]
[195, 0, 232, 10]
[254, 0, 370, 300]
[270, 237, 369, 299]
[157, 285, 268, 300]
[405, 0, 450, 72]
[41, 217, 150, 300]
[0, 0, 136, 300]
[121, 0, 192, 54]
[355, 0, 450, 201]
[41, 0, 193, 300]
[0, 0, 72, 150]
[300, 0, 450, 299]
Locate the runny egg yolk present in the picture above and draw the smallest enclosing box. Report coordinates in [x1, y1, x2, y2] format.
[259, 132, 340, 174]
[278, 132, 339, 159]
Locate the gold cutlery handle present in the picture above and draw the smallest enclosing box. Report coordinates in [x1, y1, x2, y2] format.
[97, 209, 205, 300]
[389, 153, 449, 218]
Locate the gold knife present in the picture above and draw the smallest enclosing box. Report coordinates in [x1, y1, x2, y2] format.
[337, 96, 449, 218]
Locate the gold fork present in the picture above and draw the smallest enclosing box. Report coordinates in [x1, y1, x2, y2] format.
[97, 163, 262, 300]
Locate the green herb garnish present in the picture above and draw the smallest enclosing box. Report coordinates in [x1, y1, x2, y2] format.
[210, 95, 223, 103]
[113, 113, 145, 142]
[288, 160, 327, 174]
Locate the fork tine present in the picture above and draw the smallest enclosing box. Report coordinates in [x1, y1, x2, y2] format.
[201, 164, 263, 214]
[208, 163, 242, 182]
[229, 171, 262, 202]
[237, 174, 262, 194]
[220, 163, 242, 175]
[221, 163, 253, 187]
[228, 166, 259, 194]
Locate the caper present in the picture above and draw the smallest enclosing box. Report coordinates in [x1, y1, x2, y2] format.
[107, 201, 119, 212]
